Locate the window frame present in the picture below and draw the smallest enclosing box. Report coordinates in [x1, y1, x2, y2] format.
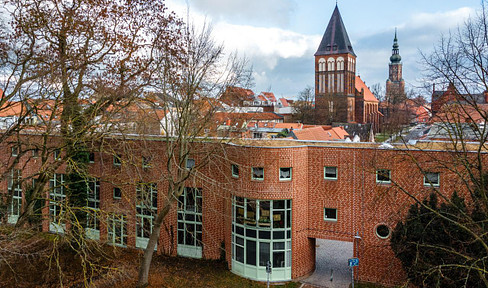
[89, 152, 95, 163]
[113, 154, 121, 166]
[11, 146, 18, 157]
[186, 158, 195, 170]
[324, 166, 338, 180]
[54, 149, 61, 161]
[376, 169, 391, 184]
[251, 167, 264, 181]
[424, 172, 440, 187]
[231, 164, 239, 178]
[113, 187, 122, 199]
[279, 167, 292, 181]
[323, 208, 337, 222]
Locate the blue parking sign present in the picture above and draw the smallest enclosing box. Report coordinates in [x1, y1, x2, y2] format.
[348, 258, 359, 267]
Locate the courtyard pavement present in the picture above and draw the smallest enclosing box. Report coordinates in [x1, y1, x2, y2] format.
[300, 239, 353, 288]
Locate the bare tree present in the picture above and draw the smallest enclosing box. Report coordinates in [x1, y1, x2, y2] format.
[136, 23, 252, 287]
[292, 86, 315, 124]
[388, 1, 488, 286]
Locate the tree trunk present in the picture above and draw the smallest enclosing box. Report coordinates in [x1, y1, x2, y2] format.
[136, 198, 173, 288]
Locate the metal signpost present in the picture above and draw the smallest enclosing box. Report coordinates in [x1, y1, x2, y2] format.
[348, 258, 359, 288]
[266, 260, 272, 288]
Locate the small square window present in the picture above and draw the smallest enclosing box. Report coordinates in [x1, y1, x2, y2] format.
[324, 166, 337, 180]
[89, 152, 95, 163]
[279, 167, 292, 181]
[424, 172, 440, 187]
[54, 149, 61, 161]
[11, 146, 18, 157]
[376, 169, 391, 184]
[252, 167, 264, 181]
[113, 187, 122, 199]
[186, 158, 195, 169]
[32, 149, 39, 158]
[142, 156, 151, 168]
[324, 208, 337, 221]
[232, 164, 239, 178]
[113, 154, 121, 166]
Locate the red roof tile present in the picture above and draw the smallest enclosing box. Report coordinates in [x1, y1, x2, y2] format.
[355, 76, 378, 103]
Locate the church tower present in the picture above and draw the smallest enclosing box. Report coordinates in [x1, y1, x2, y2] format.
[315, 5, 357, 123]
[385, 30, 405, 103]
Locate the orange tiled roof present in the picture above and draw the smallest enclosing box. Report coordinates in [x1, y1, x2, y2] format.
[275, 123, 303, 130]
[355, 76, 378, 103]
[291, 126, 348, 141]
[279, 98, 289, 107]
[261, 92, 277, 102]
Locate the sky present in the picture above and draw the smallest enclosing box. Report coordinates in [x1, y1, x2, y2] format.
[166, 0, 481, 99]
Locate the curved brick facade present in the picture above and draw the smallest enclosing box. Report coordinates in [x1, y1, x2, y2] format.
[1, 137, 477, 286]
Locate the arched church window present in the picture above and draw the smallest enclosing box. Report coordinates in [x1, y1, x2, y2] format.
[327, 58, 335, 71]
[318, 58, 326, 72]
[337, 57, 344, 70]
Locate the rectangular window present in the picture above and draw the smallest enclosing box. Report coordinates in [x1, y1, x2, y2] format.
[8, 169, 22, 224]
[186, 158, 195, 169]
[252, 167, 264, 181]
[54, 149, 61, 161]
[324, 208, 337, 221]
[177, 188, 203, 247]
[32, 149, 39, 158]
[376, 169, 391, 184]
[136, 183, 157, 245]
[279, 167, 292, 181]
[324, 166, 337, 180]
[49, 173, 66, 229]
[252, 132, 263, 139]
[424, 172, 440, 187]
[86, 178, 100, 233]
[232, 164, 239, 178]
[113, 187, 122, 199]
[11, 146, 18, 157]
[113, 154, 121, 166]
[107, 214, 127, 247]
[89, 152, 95, 163]
[142, 156, 151, 168]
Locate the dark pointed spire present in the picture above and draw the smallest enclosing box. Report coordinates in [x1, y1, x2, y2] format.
[390, 28, 401, 63]
[315, 5, 356, 56]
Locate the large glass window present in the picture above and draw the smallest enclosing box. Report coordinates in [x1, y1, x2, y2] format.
[136, 182, 157, 249]
[107, 214, 127, 247]
[7, 169, 22, 224]
[177, 188, 203, 258]
[49, 173, 66, 233]
[232, 197, 292, 281]
[86, 178, 100, 240]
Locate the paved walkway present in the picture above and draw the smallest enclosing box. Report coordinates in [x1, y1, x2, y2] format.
[300, 239, 353, 288]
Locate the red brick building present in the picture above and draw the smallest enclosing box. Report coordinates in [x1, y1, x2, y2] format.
[314, 5, 381, 130]
[1, 134, 477, 286]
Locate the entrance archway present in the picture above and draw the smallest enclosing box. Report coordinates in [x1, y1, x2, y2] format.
[302, 239, 353, 288]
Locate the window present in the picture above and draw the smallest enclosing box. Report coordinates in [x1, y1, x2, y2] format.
[252, 132, 263, 139]
[113, 154, 121, 166]
[142, 156, 151, 168]
[107, 214, 127, 247]
[324, 166, 337, 180]
[323, 208, 337, 221]
[375, 224, 391, 239]
[113, 187, 122, 199]
[11, 146, 18, 157]
[424, 172, 440, 187]
[177, 188, 203, 257]
[279, 167, 292, 181]
[49, 173, 66, 233]
[136, 183, 158, 248]
[231, 198, 292, 281]
[32, 149, 39, 158]
[89, 152, 95, 163]
[186, 158, 195, 170]
[86, 178, 100, 239]
[54, 149, 61, 161]
[232, 164, 239, 178]
[252, 167, 264, 181]
[8, 169, 22, 224]
[376, 169, 391, 184]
